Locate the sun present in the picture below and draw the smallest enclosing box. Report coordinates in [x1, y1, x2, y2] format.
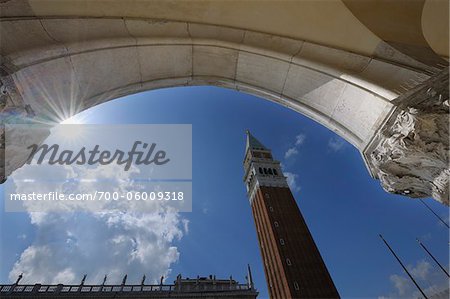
[50, 124, 87, 146]
[61, 113, 87, 125]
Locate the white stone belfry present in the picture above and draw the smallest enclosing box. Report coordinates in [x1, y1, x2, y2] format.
[243, 131, 289, 204]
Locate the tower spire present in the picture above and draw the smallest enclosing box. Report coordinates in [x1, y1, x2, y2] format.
[245, 130, 268, 152]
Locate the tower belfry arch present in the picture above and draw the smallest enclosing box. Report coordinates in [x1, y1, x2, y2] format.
[0, 0, 448, 204]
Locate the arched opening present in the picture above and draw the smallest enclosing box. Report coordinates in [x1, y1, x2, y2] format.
[1, 2, 448, 203]
[2, 85, 448, 297]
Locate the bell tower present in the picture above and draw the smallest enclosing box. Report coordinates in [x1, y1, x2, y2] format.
[243, 131, 339, 299]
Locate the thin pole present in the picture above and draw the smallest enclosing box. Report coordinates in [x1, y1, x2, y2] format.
[379, 234, 428, 299]
[419, 199, 449, 229]
[416, 238, 450, 278]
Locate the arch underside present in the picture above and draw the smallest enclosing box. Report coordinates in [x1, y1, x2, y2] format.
[1, 18, 437, 151]
[1, 2, 448, 203]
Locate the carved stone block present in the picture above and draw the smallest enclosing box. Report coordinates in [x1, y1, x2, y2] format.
[364, 68, 449, 205]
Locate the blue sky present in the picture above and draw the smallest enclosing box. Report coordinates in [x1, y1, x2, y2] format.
[1, 86, 448, 298]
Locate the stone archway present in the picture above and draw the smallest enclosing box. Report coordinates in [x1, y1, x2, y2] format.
[0, 0, 448, 204]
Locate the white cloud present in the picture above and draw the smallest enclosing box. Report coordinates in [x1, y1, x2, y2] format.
[295, 134, 306, 146]
[7, 162, 188, 285]
[182, 219, 189, 234]
[409, 260, 431, 280]
[327, 136, 346, 152]
[284, 147, 298, 159]
[284, 133, 306, 159]
[390, 274, 411, 296]
[284, 172, 301, 193]
[380, 260, 449, 299]
[9, 209, 185, 285]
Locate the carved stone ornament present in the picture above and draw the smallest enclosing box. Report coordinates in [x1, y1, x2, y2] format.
[364, 68, 449, 205]
[0, 70, 39, 183]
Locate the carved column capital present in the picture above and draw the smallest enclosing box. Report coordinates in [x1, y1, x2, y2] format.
[364, 68, 449, 205]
